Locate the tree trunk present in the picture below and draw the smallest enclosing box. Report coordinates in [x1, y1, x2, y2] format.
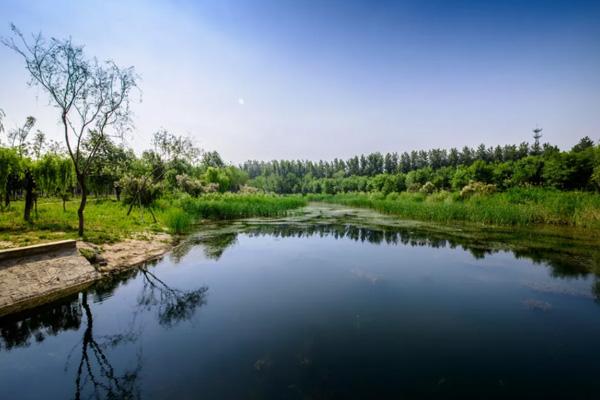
[127, 200, 135, 216]
[63, 197, 66, 212]
[23, 170, 34, 222]
[77, 175, 87, 237]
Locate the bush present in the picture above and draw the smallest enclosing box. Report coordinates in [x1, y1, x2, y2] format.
[592, 165, 600, 191]
[420, 181, 436, 194]
[239, 184, 261, 194]
[427, 190, 451, 203]
[459, 181, 497, 199]
[175, 174, 204, 197]
[120, 175, 163, 206]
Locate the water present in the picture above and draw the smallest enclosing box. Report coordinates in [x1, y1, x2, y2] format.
[2, 208, 600, 399]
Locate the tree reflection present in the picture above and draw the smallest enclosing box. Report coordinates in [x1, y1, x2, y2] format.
[239, 223, 600, 279]
[0, 294, 82, 350]
[0, 262, 209, 399]
[71, 293, 141, 400]
[170, 232, 238, 262]
[138, 266, 208, 327]
[181, 221, 600, 301]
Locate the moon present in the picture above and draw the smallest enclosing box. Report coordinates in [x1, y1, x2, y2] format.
[238, 97, 245, 106]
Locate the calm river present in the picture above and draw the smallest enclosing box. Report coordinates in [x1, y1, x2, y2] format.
[1, 205, 600, 399]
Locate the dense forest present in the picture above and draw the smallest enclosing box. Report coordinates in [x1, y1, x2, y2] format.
[242, 135, 600, 195]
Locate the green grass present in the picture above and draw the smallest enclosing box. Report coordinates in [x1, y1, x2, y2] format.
[0, 194, 307, 247]
[170, 193, 306, 221]
[162, 208, 192, 235]
[0, 198, 166, 246]
[307, 188, 600, 229]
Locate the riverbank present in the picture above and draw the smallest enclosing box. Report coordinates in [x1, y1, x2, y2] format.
[0, 233, 173, 317]
[0, 194, 306, 316]
[0, 193, 307, 248]
[307, 188, 600, 229]
[3, 196, 600, 317]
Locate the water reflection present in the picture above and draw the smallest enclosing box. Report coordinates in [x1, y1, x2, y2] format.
[2, 218, 600, 399]
[0, 264, 208, 399]
[0, 294, 82, 351]
[71, 292, 141, 400]
[189, 223, 600, 277]
[137, 266, 208, 327]
[180, 223, 600, 302]
[170, 232, 237, 263]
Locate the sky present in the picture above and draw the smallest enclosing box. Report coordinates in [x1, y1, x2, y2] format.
[0, 0, 599, 163]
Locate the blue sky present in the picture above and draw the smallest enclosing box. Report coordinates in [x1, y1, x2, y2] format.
[1, 0, 599, 162]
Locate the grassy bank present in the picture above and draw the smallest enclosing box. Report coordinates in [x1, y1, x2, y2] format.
[160, 193, 307, 234]
[307, 188, 600, 229]
[0, 194, 307, 246]
[0, 198, 165, 246]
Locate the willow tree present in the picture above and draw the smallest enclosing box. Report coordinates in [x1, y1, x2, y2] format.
[3, 25, 137, 236]
[0, 147, 20, 209]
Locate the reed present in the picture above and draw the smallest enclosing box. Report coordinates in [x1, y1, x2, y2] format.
[307, 188, 600, 229]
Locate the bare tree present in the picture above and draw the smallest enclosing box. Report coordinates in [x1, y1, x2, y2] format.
[2, 24, 138, 236]
[7, 115, 36, 156]
[0, 108, 5, 134]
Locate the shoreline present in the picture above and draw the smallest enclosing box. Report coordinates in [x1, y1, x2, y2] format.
[0, 233, 174, 317]
[3, 200, 600, 318]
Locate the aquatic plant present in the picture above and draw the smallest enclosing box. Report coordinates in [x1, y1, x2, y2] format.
[307, 188, 600, 228]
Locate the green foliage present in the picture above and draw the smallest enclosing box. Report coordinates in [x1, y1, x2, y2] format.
[308, 188, 600, 229]
[459, 181, 497, 199]
[177, 193, 306, 220]
[0, 147, 21, 200]
[163, 208, 192, 234]
[511, 156, 544, 186]
[243, 139, 600, 196]
[119, 175, 163, 207]
[0, 193, 307, 245]
[420, 181, 436, 194]
[32, 153, 75, 196]
[543, 149, 595, 190]
[0, 198, 164, 245]
[592, 165, 600, 191]
[175, 174, 204, 197]
[468, 160, 494, 183]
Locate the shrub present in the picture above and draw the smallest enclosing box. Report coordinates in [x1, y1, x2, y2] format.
[427, 190, 451, 203]
[592, 165, 600, 191]
[460, 181, 497, 199]
[119, 175, 163, 206]
[420, 181, 436, 194]
[175, 174, 204, 197]
[239, 184, 261, 194]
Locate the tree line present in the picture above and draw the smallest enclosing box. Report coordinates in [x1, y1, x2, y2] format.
[0, 122, 248, 217]
[241, 136, 600, 194]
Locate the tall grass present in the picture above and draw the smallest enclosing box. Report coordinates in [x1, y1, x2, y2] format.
[162, 208, 192, 235]
[174, 193, 307, 220]
[307, 188, 600, 229]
